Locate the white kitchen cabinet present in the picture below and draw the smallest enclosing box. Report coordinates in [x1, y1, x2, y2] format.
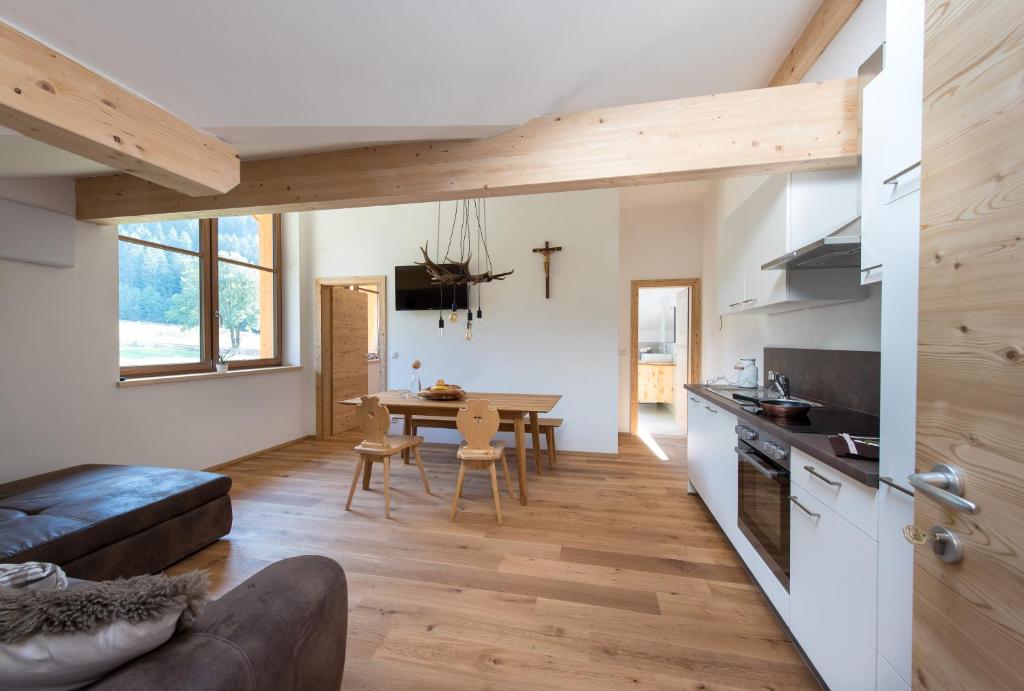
[685, 395, 709, 497]
[860, 70, 888, 285]
[716, 174, 866, 316]
[790, 487, 878, 691]
[860, 0, 924, 284]
[700, 402, 737, 540]
[791, 448, 878, 540]
[788, 169, 860, 251]
[744, 174, 789, 308]
[717, 203, 746, 314]
[875, 188, 921, 689]
[880, 0, 925, 184]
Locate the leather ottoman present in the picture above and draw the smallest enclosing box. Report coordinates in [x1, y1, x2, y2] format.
[0, 464, 232, 580]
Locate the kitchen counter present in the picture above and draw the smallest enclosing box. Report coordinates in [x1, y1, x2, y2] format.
[684, 384, 879, 487]
[637, 361, 675, 366]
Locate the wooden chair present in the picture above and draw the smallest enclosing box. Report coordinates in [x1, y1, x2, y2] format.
[345, 396, 430, 518]
[451, 399, 515, 525]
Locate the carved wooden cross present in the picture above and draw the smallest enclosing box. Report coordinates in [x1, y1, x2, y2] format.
[531, 240, 563, 299]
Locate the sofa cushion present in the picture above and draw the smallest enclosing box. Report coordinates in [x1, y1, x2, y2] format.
[0, 466, 231, 566]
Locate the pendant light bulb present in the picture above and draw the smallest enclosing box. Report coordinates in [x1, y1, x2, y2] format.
[465, 322, 473, 341]
[437, 316, 445, 339]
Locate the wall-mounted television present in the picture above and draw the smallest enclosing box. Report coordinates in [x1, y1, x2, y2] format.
[394, 264, 469, 311]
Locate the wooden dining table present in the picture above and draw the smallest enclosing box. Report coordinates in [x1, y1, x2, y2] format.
[339, 391, 561, 505]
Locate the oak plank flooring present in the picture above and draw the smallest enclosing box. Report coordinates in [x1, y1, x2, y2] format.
[168, 432, 818, 689]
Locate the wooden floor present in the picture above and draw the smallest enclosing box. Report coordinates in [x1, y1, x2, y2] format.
[169, 433, 819, 690]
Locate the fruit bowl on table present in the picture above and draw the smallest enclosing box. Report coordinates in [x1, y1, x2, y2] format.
[417, 385, 465, 401]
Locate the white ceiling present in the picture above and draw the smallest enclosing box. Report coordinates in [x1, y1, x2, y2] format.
[0, 0, 817, 180]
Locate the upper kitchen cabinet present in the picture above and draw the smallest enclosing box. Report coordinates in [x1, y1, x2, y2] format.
[718, 174, 866, 316]
[860, 0, 924, 285]
[717, 201, 747, 315]
[788, 169, 860, 251]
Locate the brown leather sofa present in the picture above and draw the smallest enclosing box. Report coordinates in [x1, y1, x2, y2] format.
[88, 556, 349, 690]
[0, 464, 232, 580]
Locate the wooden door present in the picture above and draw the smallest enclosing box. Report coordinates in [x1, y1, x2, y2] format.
[324, 286, 368, 437]
[913, 2, 1024, 688]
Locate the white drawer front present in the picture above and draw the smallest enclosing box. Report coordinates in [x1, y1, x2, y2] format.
[790, 448, 878, 539]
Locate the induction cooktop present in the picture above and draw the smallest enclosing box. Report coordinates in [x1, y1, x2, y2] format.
[739, 403, 880, 438]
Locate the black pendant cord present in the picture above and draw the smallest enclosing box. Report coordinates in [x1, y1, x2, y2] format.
[475, 203, 483, 319]
[436, 202, 444, 330]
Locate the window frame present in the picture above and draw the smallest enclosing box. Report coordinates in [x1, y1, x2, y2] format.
[118, 214, 282, 378]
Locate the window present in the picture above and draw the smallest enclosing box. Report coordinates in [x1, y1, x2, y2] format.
[118, 214, 282, 377]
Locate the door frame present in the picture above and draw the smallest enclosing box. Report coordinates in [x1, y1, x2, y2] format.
[629, 278, 702, 435]
[314, 275, 388, 439]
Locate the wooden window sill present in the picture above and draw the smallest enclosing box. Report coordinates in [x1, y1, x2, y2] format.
[117, 365, 301, 388]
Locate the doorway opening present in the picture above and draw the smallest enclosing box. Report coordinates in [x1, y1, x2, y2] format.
[630, 278, 701, 438]
[315, 276, 387, 439]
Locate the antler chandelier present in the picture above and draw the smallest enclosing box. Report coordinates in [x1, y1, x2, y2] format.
[419, 199, 513, 340]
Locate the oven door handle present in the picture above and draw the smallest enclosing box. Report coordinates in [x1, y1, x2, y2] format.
[736, 447, 781, 479]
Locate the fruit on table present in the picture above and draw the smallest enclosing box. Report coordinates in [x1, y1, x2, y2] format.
[430, 379, 449, 391]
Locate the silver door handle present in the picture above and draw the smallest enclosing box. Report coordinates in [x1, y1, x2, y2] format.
[804, 465, 841, 487]
[907, 464, 978, 514]
[789, 495, 820, 518]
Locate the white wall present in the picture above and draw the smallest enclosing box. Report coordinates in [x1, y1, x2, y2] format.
[700, 0, 885, 383]
[0, 179, 309, 483]
[618, 202, 703, 430]
[303, 190, 620, 453]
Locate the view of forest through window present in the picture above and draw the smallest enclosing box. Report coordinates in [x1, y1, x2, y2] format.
[118, 216, 276, 368]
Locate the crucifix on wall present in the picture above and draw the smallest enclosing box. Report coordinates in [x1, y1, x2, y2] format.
[532, 240, 563, 299]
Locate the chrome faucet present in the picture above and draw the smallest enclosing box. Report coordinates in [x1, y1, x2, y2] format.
[768, 371, 790, 399]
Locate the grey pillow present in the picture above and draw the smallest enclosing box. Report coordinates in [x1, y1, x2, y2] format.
[0, 571, 208, 690]
[0, 571, 208, 644]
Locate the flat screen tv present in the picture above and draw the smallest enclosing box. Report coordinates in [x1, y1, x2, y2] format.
[394, 264, 469, 311]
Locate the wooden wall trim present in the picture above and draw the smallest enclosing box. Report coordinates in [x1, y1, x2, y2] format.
[204, 435, 314, 471]
[0, 21, 239, 196]
[76, 79, 860, 223]
[767, 0, 863, 87]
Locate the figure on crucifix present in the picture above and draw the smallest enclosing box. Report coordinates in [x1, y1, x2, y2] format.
[532, 241, 563, 299]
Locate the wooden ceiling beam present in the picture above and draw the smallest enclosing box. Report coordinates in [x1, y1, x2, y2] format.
[75, 78, 860, 224]
[0, 21, 239, 196]
[768, 0, 862, 87]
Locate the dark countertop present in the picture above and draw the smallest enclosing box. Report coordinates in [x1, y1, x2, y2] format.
[685, 384, 880, 488]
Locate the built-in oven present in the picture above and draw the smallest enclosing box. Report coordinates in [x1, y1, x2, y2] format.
[735, 424, 791, 591]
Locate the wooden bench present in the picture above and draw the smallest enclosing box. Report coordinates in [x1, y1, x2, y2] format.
[410, 415, 562, 473]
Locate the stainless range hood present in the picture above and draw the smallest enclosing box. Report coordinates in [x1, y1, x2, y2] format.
[761, 224, 861, 270]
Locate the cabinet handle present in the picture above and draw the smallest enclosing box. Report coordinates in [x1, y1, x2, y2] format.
[789, 495, 820, 518]
[689, 396, 701, 403]
[728, 301, 742, 308]
[883, 161, 921, 186]
[861, 263, 882, 273]
[704, 405, 718, 414]
[804, 465, 842, 487]
[741, 298, 757, 304]
[880, 476, 915, 497]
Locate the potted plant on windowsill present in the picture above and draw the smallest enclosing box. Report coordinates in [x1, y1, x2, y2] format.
[215, 352, 231, 374]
